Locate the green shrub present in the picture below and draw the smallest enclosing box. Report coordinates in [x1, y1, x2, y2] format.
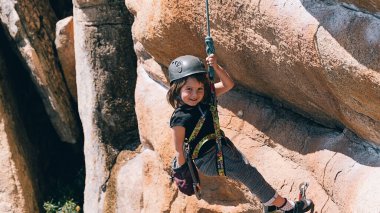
[43, 199, 80, 213]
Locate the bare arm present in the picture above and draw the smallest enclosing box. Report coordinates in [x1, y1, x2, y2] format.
[172, 126, 186, 166]
[206, 54, 235, 96]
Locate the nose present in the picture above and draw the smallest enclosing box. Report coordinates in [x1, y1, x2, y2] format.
[191, 90, 198, 98]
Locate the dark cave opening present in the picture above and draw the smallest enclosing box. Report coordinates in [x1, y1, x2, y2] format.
[0, 25, 84, 211]
[49, 0, 73, 19]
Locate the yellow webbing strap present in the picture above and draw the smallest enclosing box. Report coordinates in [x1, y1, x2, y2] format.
[192, 134, 216, 159]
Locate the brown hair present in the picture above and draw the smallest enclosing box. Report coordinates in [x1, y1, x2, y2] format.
[166, 73, 210, 108]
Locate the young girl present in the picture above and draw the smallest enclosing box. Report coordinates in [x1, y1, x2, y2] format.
[167, 54, 313, 212]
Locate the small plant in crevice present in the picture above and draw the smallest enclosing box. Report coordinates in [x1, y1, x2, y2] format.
[43, 199, 80, 213]
[43, 166, 85, 213]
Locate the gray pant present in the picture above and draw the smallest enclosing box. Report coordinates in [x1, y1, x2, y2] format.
[194, 144, 276, 203]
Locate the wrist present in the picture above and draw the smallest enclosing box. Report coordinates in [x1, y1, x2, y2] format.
[176, 152, 186, 165]
[213, 64, 223, 72]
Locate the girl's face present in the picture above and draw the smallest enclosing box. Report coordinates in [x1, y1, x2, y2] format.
[180, 77, 205, 106]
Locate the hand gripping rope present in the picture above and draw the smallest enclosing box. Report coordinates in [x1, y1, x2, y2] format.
[205, 0, 226, 176]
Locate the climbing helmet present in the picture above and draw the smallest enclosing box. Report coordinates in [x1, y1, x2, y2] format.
[168, 55, 207, 83]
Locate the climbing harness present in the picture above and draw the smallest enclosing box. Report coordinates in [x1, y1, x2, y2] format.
[185, 144, 202, 200]
[205, 0, 226, 176]
[183, 105, 207, 200]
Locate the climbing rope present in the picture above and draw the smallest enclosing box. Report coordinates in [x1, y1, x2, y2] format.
[205, 0, 226, 176]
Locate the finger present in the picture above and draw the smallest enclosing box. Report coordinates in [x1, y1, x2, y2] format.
[206, 54, 214, 59]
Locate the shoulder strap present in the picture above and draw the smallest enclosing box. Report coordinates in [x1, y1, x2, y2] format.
[183, 105, 205, 200]
[187, 105, 207, 142]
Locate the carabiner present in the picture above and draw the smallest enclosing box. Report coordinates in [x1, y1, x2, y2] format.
[298, 182, 309, 200]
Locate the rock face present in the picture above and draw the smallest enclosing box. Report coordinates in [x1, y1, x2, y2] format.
[338, 0, 380, 13]
[0, 42, 39, 212]
[55, 16, 77, 102]
[0, 0, 81, 143]
[73, 0, 140, 211]
[127, 0, 380, 212]
[134, 64, 380, 212]
[134, 66, 263, 213]
[126, 0, 380, 145]
[1, 0, 380, 212]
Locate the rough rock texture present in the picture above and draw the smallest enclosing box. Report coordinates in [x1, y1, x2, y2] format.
[135, 66, 262, 213]
[135, 64, 380, 212]
[134, 41, 169, 86]
[338, 0, 380, 13]
[128, 0, 380, 211]
[55, 16, 77, 102]
[114, 149, 174, 213]
[73, 0, 140, 211]
[0, 43, 39, 212]
[1, 0, 379, 211]
[126, 0, 380, 145]
[0, 0, 81, 143]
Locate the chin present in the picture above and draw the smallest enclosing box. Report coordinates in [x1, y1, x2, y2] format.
[186, 101, 199, 106]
